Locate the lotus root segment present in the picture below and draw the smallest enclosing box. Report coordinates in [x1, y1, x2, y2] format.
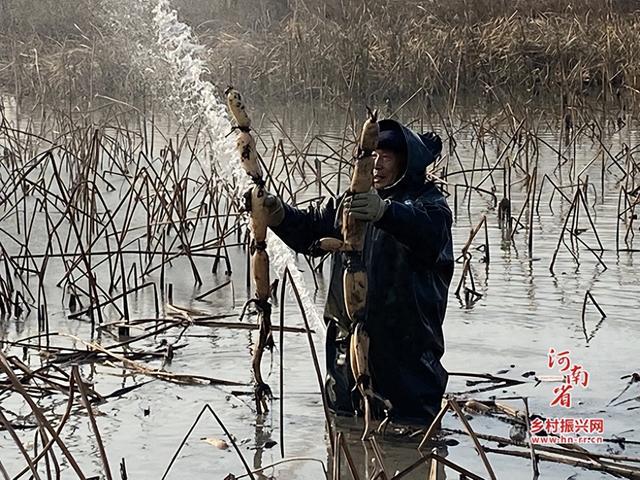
[236, 131, 262, 180]
[250, 185, 268, 243]
[350, 322, 373, 439]
[251, 249, 270, 301]
[350, 154, 375, 193]
[225, 87, 251, 129]
[350, 322, 370, 387]
[343, 265, 367, 322]
[342, 205, 367, 251]
[319, 237, 344, 252]
[359, 108, 379, 153]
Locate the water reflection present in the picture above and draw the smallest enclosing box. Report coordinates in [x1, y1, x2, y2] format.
[328, 417, 448, 480]
[253, 414, 275, 480]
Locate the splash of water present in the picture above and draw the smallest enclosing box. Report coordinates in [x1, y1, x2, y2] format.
[107, 0, 324, 330]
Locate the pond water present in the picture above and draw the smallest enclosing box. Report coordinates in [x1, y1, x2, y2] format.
[1, 95, 639, 480]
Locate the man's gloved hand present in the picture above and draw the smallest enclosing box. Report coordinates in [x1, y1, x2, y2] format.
[244, 189, 285, 227]
[344, 190, 388, 222]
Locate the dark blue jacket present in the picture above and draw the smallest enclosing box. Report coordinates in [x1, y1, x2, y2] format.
[272, 119, 454, 423]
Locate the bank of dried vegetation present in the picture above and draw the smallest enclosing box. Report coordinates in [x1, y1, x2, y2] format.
[2, 0, 640, 108]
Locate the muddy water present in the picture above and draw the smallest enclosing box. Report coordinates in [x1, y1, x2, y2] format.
[1, 100, 639, 479]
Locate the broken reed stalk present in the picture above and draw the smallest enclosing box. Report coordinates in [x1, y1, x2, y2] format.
[72, 366, 113, 480]
[447, 398, 497, 480]
[37, 428, 58, 479]
[483, 446, 640, 479]
[233, 457, 328, 479]
[441, 427, 640, 464]
[337, 432, 361, 480]
[0, 459, 9, 480]
[284, 267, 334, 453]
[279, 270, 287, 459]
[418, 400, 451, 451]
[549, 188, 606, 273]
[161, 404, 256, 480]
[332, 432, 341, 480]
[427, 455, 441, 480]
[454, 214, 487, 302]
[8, 370, 76, 480]
[368, 436, 390, 480]
[60, 334, 243, 386]
[581, 290, 607, 343]
[441, 425, 640, 480]
[521, 397, 540, 478]
[194, 280, 231, 301]
[528, 166, 537, 255]
[0, 351, 86, 479]
[390, 451, 486, 480]
[0, 409, 42, 480]
[582, 290, 607, 319]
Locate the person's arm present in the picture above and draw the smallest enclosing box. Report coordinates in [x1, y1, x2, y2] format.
[271, 197, 340, 255]
[374, 193, 452, 265]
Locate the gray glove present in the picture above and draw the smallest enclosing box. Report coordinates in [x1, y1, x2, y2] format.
[244, 189, 285, 227]
[263, 193, 285, 227]
[344, 191, 388, 222]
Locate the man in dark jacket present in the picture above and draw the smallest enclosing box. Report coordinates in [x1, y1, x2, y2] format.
[262, 119, 454, 425]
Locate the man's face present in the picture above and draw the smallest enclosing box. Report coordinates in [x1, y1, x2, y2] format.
[373, 149, 404, 189]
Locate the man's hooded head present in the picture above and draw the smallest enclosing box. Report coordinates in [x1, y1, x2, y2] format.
[373, 120, 440, 193]
[373, 128, 407, 189]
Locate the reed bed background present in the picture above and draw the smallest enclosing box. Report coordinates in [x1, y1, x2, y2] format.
[3, 0, 640, 108]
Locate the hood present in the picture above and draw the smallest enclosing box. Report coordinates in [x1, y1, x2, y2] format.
[376, 119, 436, 197]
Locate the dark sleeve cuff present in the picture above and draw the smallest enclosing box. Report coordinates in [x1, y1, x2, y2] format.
[374, 199, 399, 230]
